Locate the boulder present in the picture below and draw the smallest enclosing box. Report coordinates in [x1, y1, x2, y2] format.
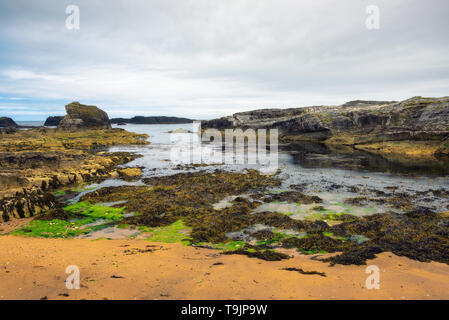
[58, 102, 112, 130]
[0, 117, 18, 128]
[44, 116, 64, 126]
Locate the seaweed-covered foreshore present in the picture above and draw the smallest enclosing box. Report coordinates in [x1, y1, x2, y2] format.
[1, 98, 449, 300]
[24, 169, 448, 266]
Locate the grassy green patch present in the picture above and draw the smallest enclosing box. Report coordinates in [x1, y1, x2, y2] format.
[10, 201, 125, 238]
[63, 201, 125, 220]
[12, 218, 95, 238]
[53, 190, 66, 196]
[140, 219, 192, 243]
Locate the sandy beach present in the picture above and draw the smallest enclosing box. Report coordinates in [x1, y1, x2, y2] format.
[1, 235, 448, 300]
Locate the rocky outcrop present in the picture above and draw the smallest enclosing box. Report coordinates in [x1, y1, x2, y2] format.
[0, 152, 140, 222]
[0, 117, 18, 128]
[202, 96, 449, 158]
[44, 116, 64, 126]
[111, 116, 194, 125]
[0, 127, 149, 222]
[58, 102, 112, 130]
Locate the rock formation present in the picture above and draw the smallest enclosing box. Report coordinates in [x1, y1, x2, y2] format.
[0, 117, 18, 128]
[58, 102, 112, 130]
[44, 116, 64, 126]
[0, 127, 148, 222]
[202, 96, 449, 158]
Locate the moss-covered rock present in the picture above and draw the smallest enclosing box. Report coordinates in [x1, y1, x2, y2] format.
[58, 102, 112, 130]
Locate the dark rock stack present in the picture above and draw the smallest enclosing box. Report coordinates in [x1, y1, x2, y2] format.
[44, 116, 64, 126]
[58, 101, 112, 130]
[0, 117, 18, 128]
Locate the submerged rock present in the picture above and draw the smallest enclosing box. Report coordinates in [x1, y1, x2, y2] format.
[0, 117, 18, 128]
[58, 102, 112, 130]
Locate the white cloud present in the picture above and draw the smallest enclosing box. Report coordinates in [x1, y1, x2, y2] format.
[0, 0, 448, 119]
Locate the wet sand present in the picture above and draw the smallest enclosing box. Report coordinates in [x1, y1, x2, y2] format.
[1, 235, 448, 300]
[0, 218, 33, 234]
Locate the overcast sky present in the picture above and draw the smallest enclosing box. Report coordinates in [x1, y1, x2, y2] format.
[0, 0, 448, 120]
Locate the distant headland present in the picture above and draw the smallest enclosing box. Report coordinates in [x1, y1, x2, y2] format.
[110, 116, 194, 125]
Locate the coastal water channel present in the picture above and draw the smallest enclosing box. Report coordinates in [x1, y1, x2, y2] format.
[60, 123, 449, 240]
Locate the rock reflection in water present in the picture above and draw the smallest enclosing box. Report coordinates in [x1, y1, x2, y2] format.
[283, 141, 449, 176]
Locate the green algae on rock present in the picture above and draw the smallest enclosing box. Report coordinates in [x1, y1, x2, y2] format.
[12, 218, 96, 238]
[30, 163, 448, 267]
[138, 219, 192, 243]
[79, 170, 280, 244]
[13, 201, 130, 238]
[63, 201, 126, 220]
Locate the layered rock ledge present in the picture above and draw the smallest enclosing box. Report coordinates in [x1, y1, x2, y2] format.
[202, 96, 449, 159]
[0, 128, 148, 222]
